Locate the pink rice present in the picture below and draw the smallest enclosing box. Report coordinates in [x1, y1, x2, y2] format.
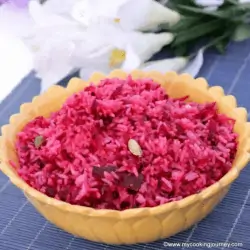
[14, 76, 238, 210]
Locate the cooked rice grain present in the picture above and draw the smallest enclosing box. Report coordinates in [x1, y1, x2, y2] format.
[15, 76, 238, 210]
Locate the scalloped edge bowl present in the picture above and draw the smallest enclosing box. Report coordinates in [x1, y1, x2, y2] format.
[1, 70, 250, 244]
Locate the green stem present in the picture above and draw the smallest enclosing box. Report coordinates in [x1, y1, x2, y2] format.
[204, 32, 232, 50]
[188, 31, 232, 60]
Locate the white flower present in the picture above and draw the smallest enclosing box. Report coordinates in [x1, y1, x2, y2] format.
[41, 0, 82, 16]
[10, 0, 177, 92]
[78, 21, 174, 79]
[25, 2, 174, 91]
[140, 48, 204, 78]
[28, 0, 75, 28]
[79, 31, 174, 78]
[87, 21, 174, 61]
[71, 0, 180, 31]
[25, 1, 100, 92]
[195, 0, 224, 8]
[79, 45, 141, 79]
[180, 49, 204, 77]
[72, 0, 127, 25]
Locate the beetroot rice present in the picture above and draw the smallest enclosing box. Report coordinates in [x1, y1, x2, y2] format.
[14, 76, 238, 210]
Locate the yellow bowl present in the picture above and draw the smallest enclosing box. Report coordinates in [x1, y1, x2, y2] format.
[1, 70, 250, 245]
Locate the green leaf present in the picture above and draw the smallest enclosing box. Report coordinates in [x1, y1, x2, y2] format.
[233, 24, 250, 42]
[167, 0, 197, 9]
[171, 4, 207, 17]
[220, 0, 239, 8]
[167, 0, 250, 57]
[202, 28, 233, 52]
[173, 44, 188, 57]
[169, 16, 204, 32]
[174, 4, 249, 22]
[172, 19, 223, 46]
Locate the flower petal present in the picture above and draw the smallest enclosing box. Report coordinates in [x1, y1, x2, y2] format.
[84, 19, 126, 48]
[71, 0, 92, 26]
[79, 65, 110, 80]
[90, 0, 129, 18]
[23, 24, 86, 58]
[127, 32, 174, 62]
[29, 32, 79, 92]
[42, 0, 77, 15]
[29, 0, 74, 27]
[204, 6, 220, 11]
[39, 65, 74, 93]
[180, 49, 204, 77]
[140, 0, 181, 30]
[79, 45, 141, 79]
[118, 0, 180, 31]
[141, 57, 188, 73]
[71, 0, 180, 31]
[71, 0, 129, 26]
[117, 0, 151, 31]
[0, 3, 35, 37]
[195, 0, 224, 7]
[121, 45, 141, 71]
[77, 46, 113, 78]
[84, 20, 173, 62]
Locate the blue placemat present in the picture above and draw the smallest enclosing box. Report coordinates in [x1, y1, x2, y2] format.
[1, 40, 250, 250]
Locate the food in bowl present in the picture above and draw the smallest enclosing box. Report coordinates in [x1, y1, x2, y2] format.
[12, 76, 238, 211]
[1, 71, 249, 244]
